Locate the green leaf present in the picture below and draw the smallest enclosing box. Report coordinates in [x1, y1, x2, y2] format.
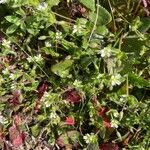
[99, 127, 106, 139]
[79, 0, 95, 11]
[96, 25, 108, 35]
[87, 142, 99, 150]
[41, 47, 59, 57]
[47, 12, 56, 25]
[89, 5, 112, 26]
[57, 130, 80, 147]
[38, 36, 48, 40]
[128, 73, 150, 88]
[20, 22, 26, 32]
[122, 37, 145, 55]
[6, 24, 18, 34]
[62, 39, 78, 50]
[139, 17, 150, 32]
[127, 95, 138, 107]
[5, 16, 20, 24]
[80, 56, 93, 68]
[116, 130, 122, 141]
[51, 59, 73, 78]
[27, 0, 39, 6]
[16, 8, 26, 16]
[48, 0, 60, 8]
[31, 125, 40, 137]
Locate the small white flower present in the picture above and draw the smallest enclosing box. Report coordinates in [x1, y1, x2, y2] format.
[45, 41, 52, 47]
[2, 68, 9, 74]
[72, 25, 78, 33]
[0, 76, 4, 84]
[120, 94, 128, 103]
[37, 2, 48, 11]
[0, 114, 7, 124]
[11, 83, 17, 89]
[42, 92, 51, 107]
[83, 134, 91, 144]
[55, 32, 62, 40]
[34, 54, 43, 62]
[27, 54, 43, 63]
[9, 73, 15, 80]
[73, 80, 83, 88]
[83, 133, 97, 144]
[99, 47, 112, 58]
[113, 111, 119, 118]
[72, 25, 83, 34]
[27, 56, 32, 63]
[49, 112, 60, 125]
[111, 119, 119, 128]
[0, 0, 7, 4]
[110, 74, 122, 86]
[49, 112, 57, 119]
[2, 39, 11, 48]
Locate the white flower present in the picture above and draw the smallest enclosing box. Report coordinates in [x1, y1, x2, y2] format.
[42, 92, 51, 107]
[11, 83, 17, 89]
[49, 112, 57, 119]
[111, 119, 119, 128]
[113, 111, 119, 118]
[72, 25, 83, 34]
[37, 2, 48, 11]
[9, 73, 15, 80]
[83, 133, 97, 144]
[73, 80, 83, 88]
[45, 41, 52, 47]
[27, 56, 32, 63]
[49, 112, 60, 125]
[0, 114, 7, 124]
[0, 0, 7, 4]
[27, 54, 43, 63]
[34, 54, 43, 62]
[0, 76, 4, 84]
[110, 74, 122, 86]
[99, 47, 112, 58]
[55, 32, 62, 40]
[72, 25, 78, 33]
[120, 94, 128, 103]
[2, 39, 11, 48]
[2, 68, 9, 74]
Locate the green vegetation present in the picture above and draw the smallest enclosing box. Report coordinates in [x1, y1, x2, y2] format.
[0, 0, 150, 149]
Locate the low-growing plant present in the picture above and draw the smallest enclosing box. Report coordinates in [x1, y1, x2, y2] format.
[0, 0, 150, 149]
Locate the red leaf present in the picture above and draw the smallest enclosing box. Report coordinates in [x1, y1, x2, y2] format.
[0, 131, 4, 142]
[9, 126, 26, 147]
[100, 143, 119, 150]
[14, 115, 22, 126]
[65, 117, 75, 125]
[63, 89, 81, 103]
[34, 101, 42, 113]
[9, 90, 21, 106]
[12, 135, 23, 147]
[98, 107, 107, 117]
[56, 138, 64, 147]
[103, 117, 111, 128]
[9, 126, 19, 140]
[37, 81, 48, 99]
[98, 107, 111, 129]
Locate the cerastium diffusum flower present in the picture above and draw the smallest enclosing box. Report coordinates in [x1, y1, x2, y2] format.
[110, 74, 122, 87]
[83, 133, 97, 144]
[2, 39, 11, 48]
[37, 2, 48, 11]
[99, 46, 112, 58]
[111, 119, 119, 128]
[0, 0, 7, 4]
